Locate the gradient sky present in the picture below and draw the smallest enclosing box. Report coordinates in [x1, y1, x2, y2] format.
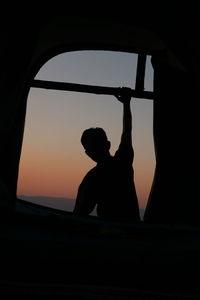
[17, 50, 155, 211]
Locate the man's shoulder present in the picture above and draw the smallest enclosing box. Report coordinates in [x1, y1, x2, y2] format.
[82, 166, 98, 180]
[78, 167, 98, 189]
[86, 166, 97, 174]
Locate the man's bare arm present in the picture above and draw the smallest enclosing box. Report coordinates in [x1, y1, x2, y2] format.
[115, 87, 132, 142]
[114, 87, 133, 163]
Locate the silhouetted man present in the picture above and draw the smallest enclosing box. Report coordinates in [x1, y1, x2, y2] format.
[73, 87, 141, 222]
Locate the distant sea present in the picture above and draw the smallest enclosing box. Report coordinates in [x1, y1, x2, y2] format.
[18, 195, 144, 219]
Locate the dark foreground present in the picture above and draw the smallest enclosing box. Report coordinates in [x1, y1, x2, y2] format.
[1, 199, 200, 299]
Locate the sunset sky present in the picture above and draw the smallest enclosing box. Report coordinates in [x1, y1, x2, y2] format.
[17, 50, 155, 212]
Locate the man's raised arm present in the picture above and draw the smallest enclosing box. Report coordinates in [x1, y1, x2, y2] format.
[114, 87, 133, 163]
[115, 87, 133, 141]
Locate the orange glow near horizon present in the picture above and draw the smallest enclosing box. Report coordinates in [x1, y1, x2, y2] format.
[17, 90, 155, 210]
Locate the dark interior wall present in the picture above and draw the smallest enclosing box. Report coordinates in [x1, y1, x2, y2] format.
[0, 19, 41, 217]
[142, 8, 200, 224]
[144, 53, 199, 224]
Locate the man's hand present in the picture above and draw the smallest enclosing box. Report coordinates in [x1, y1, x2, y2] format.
[114, 87, 132, 104]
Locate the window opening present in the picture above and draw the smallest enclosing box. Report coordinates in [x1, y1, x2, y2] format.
[17, 50, 155, 220]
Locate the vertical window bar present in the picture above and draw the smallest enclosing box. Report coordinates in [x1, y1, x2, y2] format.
[135, 54, 147, 92]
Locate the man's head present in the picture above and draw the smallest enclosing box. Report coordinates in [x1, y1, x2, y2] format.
[81, 127, 111, 162]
